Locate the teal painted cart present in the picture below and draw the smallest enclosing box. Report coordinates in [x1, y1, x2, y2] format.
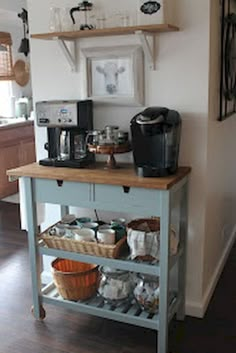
[7, 163, 191, 353]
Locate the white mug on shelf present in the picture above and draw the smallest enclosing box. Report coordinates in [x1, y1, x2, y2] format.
[97, 229, 115, 245]
[74, 228, 95, 242]
[82, 222, 99, 232]
[98, 224, 112, 230]
[49, 7, 61, 32]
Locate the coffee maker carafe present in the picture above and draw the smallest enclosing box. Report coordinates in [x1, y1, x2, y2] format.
[59, 130, 70, 160]
[36, 100, 94, 168]
[130, 107, 181, 177]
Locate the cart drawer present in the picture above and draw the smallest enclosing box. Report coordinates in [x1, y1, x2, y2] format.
[34, 179, 90, 206]
[94, 184, 160, 213]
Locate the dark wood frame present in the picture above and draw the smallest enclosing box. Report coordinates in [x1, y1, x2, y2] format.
[219, 0, 236, 121]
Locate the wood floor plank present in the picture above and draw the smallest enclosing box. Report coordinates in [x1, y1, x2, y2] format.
[0, 201, 235, 353]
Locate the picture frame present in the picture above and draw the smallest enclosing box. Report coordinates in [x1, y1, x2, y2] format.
[82, 45, 144, 106]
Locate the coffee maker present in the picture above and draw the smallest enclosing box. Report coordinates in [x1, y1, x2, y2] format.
[130, 107, 181, 177]
[36, 100, 94, 168]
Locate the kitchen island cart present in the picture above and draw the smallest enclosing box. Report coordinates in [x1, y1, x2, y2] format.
[7, 163, 191, 353]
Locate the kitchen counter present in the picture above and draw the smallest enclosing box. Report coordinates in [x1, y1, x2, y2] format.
[0, 117, 34, 130]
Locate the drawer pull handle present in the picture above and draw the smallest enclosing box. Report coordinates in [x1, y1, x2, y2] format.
[123, 186, 130, 194]
[57, 180, 64, 187]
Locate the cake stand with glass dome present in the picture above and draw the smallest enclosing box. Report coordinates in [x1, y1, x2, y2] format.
[88, 142, 132, 169]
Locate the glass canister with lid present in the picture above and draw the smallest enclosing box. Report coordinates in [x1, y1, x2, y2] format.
[98, 266, 134, 306]
[133, 274, 160, 314]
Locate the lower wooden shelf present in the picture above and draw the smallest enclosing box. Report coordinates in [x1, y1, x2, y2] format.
[41, 282, 179, 331]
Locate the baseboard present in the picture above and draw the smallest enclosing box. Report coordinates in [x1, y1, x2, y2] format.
[186, 227, 236, 318]
[1, 193, 19, 204]
[185, 300, 204, 318]
[201, 226, 236, 316]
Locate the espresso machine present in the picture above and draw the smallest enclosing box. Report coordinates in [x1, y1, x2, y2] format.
[130, 107, 182, 177]
[36, 100, 94, 168]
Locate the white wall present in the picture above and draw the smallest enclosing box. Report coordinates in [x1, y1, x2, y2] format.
[27, 0, 216, 316]
[0, 0, 26, 12]
[201, 0, 236, 313]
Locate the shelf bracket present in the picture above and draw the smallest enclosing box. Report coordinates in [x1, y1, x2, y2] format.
[56, 38, 77, 72]
[135, 30, 155, 70]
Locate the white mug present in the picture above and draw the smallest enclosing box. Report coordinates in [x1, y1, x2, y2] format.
[54, 224, 66, 236]
[98, 224, 112, 230]
[82, 222, 99, 231]
[97, 229, 115, 245]
[111, 218, 126, 226]
[73, 228, 95, 242]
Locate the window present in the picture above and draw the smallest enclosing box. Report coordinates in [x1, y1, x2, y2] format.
[0, 32, 14, 81]
[0, 32, 14, 117]
[0, 81, 13, 117]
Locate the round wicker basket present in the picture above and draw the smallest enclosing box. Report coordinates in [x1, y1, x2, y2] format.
[51, 259, 99, 301]
[127, 218, 160, 232]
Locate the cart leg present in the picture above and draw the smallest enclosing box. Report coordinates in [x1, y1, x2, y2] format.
[24, 177, 42, 320]
[159, 191, 171, 353]
[31, 305, 46, 320]
[176, 182, 188, 321]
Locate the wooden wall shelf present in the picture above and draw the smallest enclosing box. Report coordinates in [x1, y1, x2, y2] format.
[30, 24, 179, 40]
[30, 24, 179, 71]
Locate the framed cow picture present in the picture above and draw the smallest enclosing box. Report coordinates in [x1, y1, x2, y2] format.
[82, 46, 144, 106]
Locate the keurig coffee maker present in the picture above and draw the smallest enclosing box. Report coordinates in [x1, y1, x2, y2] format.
[36, 100, 94, 168]
[130, 107, 181, 177]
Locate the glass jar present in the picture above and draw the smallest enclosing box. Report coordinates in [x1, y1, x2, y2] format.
[104, 125, 119, 144]
[117, 131, 129, 144]
[49, 7, 61, 32]
[133, 274, 160, 314]
[60, 7, 74, 32]
[98, 267, 133, 306]
[137, 0, 163, 26]
[86, 130, 102, 146]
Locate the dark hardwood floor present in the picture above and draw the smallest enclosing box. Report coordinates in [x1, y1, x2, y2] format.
[0, 200, 235, 353]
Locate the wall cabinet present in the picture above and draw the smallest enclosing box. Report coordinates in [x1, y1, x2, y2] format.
[19, 139, 36, 167]
[0, 122, 35, 199]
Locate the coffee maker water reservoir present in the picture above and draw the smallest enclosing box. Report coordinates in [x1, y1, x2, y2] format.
[130, 107, 181, 177]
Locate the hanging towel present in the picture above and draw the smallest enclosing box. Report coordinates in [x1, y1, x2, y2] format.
[127, 229, 160, 260]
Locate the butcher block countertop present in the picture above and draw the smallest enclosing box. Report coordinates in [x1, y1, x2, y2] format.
[7, 163, 191, 190]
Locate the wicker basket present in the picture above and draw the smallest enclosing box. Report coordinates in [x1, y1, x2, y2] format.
[52, 258, 99, 301]
[127, 218, 177, 261]
[39, 223, 127, 259]
[127, 218, 161, 232]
